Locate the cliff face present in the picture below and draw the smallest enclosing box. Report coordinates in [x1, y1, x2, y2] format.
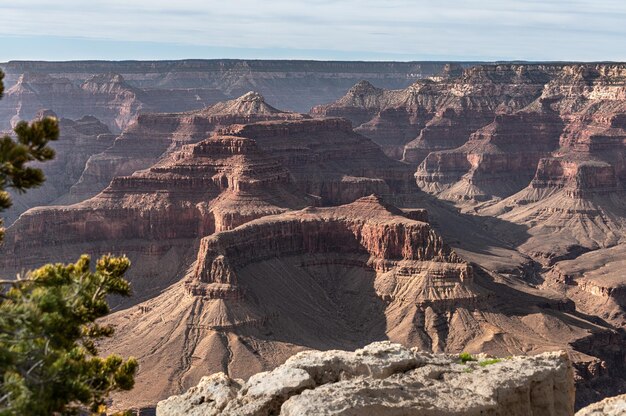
[416, 103, 564, 201]
[0, 106, 414, 301]
[3, 111, 115, 225]
[0, 133, 312, 302]
[222, 118, 414, 203]
[157, 342, 575, 416]
[3, 62, 626, 411]
[313, 64, 553, 159]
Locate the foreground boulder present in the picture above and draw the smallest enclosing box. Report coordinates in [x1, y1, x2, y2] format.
[157, 341, 574, 416]
[576, 393, 626, 415]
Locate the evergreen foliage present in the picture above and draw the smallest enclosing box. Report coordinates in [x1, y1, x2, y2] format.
[0, 70, 59, 239]
[0, 71, 138, 415]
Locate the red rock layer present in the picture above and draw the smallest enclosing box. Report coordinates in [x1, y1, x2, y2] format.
[313, 64, 553, 160]
[416, 103, 564, 201]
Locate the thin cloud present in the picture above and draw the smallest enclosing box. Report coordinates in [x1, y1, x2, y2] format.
[0, 0, 624, 61]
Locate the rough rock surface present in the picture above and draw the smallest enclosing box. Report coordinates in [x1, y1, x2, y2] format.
[157, 341, 575, 416]
[312, 64, 551, 159]
[576, 393, 626, 416]
[0, 133, 312, 302]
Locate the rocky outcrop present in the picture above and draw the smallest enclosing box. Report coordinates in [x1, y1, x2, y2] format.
[576, 393, 626, 416]
[98, 196, 623, 410]
[157, 341, 575, 416]
[313, 64, 553, 159]
[416, 103, 564, 202]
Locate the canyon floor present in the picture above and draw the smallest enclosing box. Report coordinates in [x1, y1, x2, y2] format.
[0, 60, 625, 412]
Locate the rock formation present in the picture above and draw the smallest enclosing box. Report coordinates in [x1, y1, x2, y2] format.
[312, 64, 552, 159]
[221, 118, 414, 203]
[0, 72, 227, 132]
[2, 61, 626, 411]
[96, 196, 624, 410]
[2, 111, 115, 225]
[576, 393, 626, 416]
[0, 60, 467, 114]
[0, 133, 312, 302]
[156, 341, 575, 416]
[68, 92, 306, 201]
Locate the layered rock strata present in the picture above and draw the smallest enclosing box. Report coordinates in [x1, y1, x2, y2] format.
[99, 197, 623, 409]
[69, 92, 305, 201]
[0, 134, 311, 301]
[222, 118, 414, 203]
[1, 60, 469, 113]
[3, 111, 115, 225]
[0, 72, 226, 132]
[313, 64, 553, 159]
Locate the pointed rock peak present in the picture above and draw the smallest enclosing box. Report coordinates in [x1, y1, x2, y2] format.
[204, 92, 290, 116]
[237, 91, 265, 103]
[342, 194, 404, 217]
[348, 80, 381, 96]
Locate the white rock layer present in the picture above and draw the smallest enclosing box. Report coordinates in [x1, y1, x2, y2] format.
[157, 341, 575, 416]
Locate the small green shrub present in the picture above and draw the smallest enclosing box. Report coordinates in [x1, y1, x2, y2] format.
[458, 352, 477, 363]
[478, 358, 502, 367]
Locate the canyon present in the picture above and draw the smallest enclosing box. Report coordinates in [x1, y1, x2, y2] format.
[0, 61, 625, 413]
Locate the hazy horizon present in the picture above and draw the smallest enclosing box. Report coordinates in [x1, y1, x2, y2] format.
[0, 0, 625, 62]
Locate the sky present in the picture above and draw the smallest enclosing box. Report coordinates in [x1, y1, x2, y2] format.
[0, 0, 625, 62]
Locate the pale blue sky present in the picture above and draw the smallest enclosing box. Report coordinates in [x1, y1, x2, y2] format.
[0, 0, 624, 61]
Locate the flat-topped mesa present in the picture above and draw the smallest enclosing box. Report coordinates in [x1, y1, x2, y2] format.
[221, 118, 416, 203]
[111, 135, 293, 194]
[189, 196, 470, 300]
[531, 158, 619, 198]
[70, 92, 305, 201]
[416, 107, 563, 202]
